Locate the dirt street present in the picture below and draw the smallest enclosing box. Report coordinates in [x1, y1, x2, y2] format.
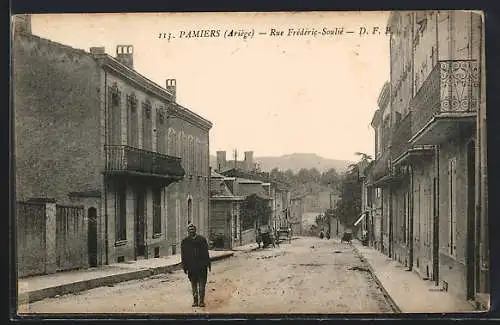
[20, 237, 395, 314]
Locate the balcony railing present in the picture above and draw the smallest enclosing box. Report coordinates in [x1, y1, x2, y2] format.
[371, 149, 391, 183]
[410, 59, 479, 136]
[391, 111, 412, 162]
[105, 145, 185, 178]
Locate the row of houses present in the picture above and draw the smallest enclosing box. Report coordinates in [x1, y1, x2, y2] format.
[209, 167, 296, 249]
[13, 15, 212, 275]
[13, 15, 300, 278]
[358, 11, 488, 308]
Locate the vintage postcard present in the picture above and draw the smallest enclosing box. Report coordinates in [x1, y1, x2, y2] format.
[12, 11, 489, 316]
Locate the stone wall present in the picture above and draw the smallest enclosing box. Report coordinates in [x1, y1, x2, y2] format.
[13, 33, 102, 204]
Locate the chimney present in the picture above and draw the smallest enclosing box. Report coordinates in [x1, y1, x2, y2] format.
[244, 151, 254, 171]
[216, 151, 226, 172]
[90, 47, 106, 56]
[116, 45, 134, 69]
[166, 79, 176, 101]
[13, 14, 32, 35]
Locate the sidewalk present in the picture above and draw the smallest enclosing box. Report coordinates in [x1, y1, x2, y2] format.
[18, 249, 234, 305]
[351, 240, 481, 313]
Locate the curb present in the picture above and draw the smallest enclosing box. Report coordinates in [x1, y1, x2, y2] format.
[19, 252, 234, 305]
[351, 244, 402, 313]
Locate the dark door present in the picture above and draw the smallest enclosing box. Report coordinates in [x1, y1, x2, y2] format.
[187, 198, 193, 225]
[135, 188, 146, 258]
[88, 207, 98, 267]
[432, 176, 439, 285]
[466, 140, 476, 299]
[388, 185, 393, 258]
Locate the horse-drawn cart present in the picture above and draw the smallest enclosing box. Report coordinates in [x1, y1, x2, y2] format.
[257, 225, 276, 248]
[277, 226, 292, 244]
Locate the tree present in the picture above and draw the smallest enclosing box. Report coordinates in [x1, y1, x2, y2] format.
[354, 152, 373, 161]
[355, 152, 373, 178]
[308, 168, 321, 183]
[296, 168, 311, 184]
[240, 194, 272, 230]
[270, 167, 286, 182]
[320, 168, 340, 189]
[334, 157, 363, 227]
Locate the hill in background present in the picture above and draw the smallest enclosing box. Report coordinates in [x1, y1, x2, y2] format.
[210, 153, 353, 174]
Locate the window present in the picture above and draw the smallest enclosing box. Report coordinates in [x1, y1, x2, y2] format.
[156, 107, 167, 154]
[153, 187, 162, 235]
[116, 182, 127, 241]
[177, 132, 183, 158]
[142, 100, 153, 150]
[127, 94, 138, 147]
[188, 136, 194, 173]
[167, 128, 175, 156]
[448, 157, 457, 256]
[108, 83, 121, 145]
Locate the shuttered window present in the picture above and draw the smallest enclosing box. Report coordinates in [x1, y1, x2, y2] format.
[153, 187, 162, 235]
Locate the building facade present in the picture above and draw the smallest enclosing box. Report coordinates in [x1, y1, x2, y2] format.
[369, 82, 393, 256]
[13, 17, 212, 269]
[290, 196, 304, 236]
[364, 11, 488, 308]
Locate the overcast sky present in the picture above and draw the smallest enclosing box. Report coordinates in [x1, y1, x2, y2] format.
[30, 11, 390, 162]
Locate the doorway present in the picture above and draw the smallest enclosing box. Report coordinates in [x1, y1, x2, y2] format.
[135, 188, 146, 259]
[466, 140, 476, 299]
[432, 176, 439, 284]
[87, 207, 98, 267]
[187, 198, 193, 225]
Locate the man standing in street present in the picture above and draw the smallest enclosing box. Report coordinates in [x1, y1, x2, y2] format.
[181, 223, 211, 307]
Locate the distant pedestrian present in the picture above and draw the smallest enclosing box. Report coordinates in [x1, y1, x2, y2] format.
[256, 227, 262, 248]
[181, 223, 211, 307]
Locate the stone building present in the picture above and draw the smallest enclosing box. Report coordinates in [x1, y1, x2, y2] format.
[364, 11, 488, 308]
[13, 16, 212, 267]
[209, 170, 245, 249]
[215, 150, 257, 172]
[219, 168, 291, 235]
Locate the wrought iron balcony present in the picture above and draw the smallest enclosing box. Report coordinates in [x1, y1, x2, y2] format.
[410, 59, 479, 145]
[104, 145, 185, 182]
[371, 149, 391, 185]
